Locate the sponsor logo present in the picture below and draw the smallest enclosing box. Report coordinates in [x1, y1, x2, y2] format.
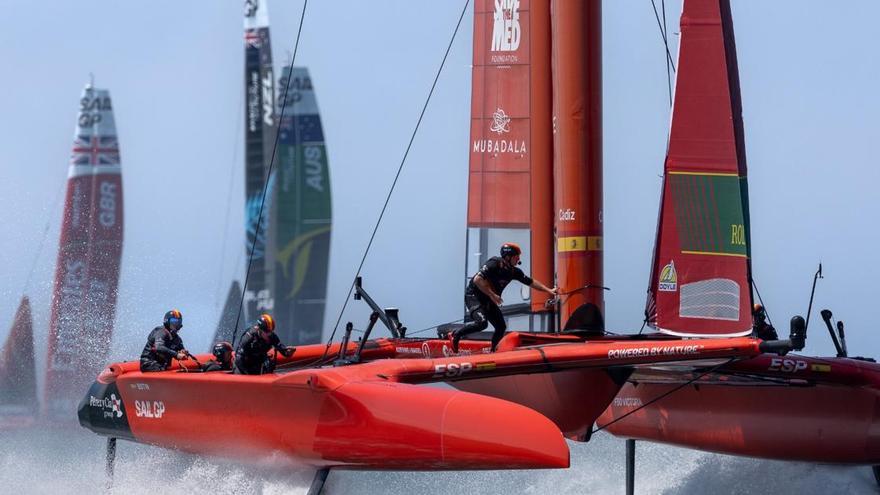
[421, 342, 431, 358]
[607, 345, 702, 359]
[559, 209, 576, 222]
[134, 400, 166, 419]
[89, 393, 124, 419]
[244, 0, 259, 17]
[98, 181, 117, 227]
[658, 261, 677, 292]
[491, 0, 521, 52]
[490, 108, 511, 134]
[129, 383, 150, 391]
[244, 289, 274, 312]
[247, 71, 260, 133]
[433, 362, 473, 378]
[77, 95, 112, 127]
[395, 346, 423, 355]
[769, 358, 808, 373]
[472, 138, 527, 155]
[612, 397, 643, 408]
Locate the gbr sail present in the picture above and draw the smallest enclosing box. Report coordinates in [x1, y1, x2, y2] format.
[647, 0, 752, 337]
[45, 84, 123, 418]
[273, 66, 332, 345]
[467, 0, 554, 330]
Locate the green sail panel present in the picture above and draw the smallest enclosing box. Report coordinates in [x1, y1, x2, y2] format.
[668, 173, 748, 257]
[273, 66, 331, 345]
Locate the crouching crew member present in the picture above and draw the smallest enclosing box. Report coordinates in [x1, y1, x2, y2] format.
[201, 341, 234, 372]
[452, 243, 557, 353]
[140, 309, 189, 372]
[752, 304, 779, 340]
[234, 314, 295, 375]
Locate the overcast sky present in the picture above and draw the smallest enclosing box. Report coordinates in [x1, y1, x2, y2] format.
[0, 1, 877, 372]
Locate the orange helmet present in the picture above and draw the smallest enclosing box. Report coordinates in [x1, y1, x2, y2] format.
[256, 313, 276, 332]
[500, 242, 522, 258]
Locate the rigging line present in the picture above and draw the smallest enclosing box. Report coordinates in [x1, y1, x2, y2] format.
[21, 178, 67, 295]
[591, 357, 739, 435]
[649, 0, 677, 75]
[231, 0, 309, 347]
[661, 0, 672, 107]
[214, 89, 245, 308]
[316, 0, 471, 365]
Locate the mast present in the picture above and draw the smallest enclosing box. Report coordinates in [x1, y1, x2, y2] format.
[243, 0, 277, 323]
[467, 0, 554, 331]
[646, 0, 752, 337]
[551, 0, 603, 332]
[274, 66, 332, 345]
[45, 83, 122, 418]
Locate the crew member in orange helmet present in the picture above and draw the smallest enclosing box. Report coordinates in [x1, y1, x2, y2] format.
[752, 304, 778, 340]
[452, 243, 557, 353]
[233, 314, 295, 375]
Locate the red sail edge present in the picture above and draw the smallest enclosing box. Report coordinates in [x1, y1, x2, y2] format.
[467, 0, 554, 328]
[647, 0, 752, 337]
[0, 297, 37, 421]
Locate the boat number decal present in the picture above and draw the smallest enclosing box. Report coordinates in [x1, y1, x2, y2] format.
[559, 208, 576, 221]
[612, 397, 643, 408]
[434, 362, 473, 378]
[768, 358, 808, 373]
[129, 383, 150, 391]
[135, 400, 166, 419]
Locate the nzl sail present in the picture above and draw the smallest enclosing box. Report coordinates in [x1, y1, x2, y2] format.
[647, 0, 752, 337]
[45, 84, 124, 418]
[467, 0, 554, 330]
[243, 0, 277, 322]
[273, 66, 331, 345]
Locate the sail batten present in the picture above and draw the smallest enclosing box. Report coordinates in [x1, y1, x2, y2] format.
[647, 0, 752, 337]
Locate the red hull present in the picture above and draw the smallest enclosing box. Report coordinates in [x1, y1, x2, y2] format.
[599, 354, 880, 464]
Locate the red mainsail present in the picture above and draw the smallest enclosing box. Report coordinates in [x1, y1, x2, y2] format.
[647, 0, 752, 337]
[467, 0, 554, 329]
[0, 297, 36, 415]
[45, 84, 124, 419]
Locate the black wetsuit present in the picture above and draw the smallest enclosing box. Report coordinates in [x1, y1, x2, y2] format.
[453, 256, 533, 351]
[200, 359, 232, 372]
[234, 328, 292, 375]
[754, 318, 779, 340]
[140, 326, 184, 372]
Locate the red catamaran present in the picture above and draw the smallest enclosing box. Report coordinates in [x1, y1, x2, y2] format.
[78, 0, 875, 493]
[599, 0, 880, 482]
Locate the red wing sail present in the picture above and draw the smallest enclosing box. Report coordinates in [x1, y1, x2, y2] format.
[647, 0, 752, 337]
[468, 0, 554, 327]
[0, 297, 36, 413]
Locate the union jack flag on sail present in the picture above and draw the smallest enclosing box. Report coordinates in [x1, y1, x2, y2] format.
[70, 135, 120, 166]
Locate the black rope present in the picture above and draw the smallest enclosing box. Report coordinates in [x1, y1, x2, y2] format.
[592, 357, 738, 435]
[751, 277, 772, 328]
[316, 0, 471, 365]
[214, 91, 244, 308]
[650, 0, 676, 108]
[231, 0, 309, 347]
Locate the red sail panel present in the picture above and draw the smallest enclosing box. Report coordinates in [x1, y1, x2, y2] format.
[45, 85, 123, 419]
[0, 297, 36, 413]
[468, 0, 554, 322]
[551, 0, 603, 332]
[647, 0, 751, 337]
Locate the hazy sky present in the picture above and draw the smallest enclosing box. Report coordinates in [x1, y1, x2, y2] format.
[0, 1, 877, 371]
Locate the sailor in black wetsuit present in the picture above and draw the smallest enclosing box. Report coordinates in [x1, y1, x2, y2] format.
[452, 243, 557, 353]
[752, 304, 779, 340]
[201, 341, 233, 372]
[140, 309, 189, 372]
[234, 314, 295, 375]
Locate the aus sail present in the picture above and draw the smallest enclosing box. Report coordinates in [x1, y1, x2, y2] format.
[273, 66, 331, 345]
[646, 0, 752, 337]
